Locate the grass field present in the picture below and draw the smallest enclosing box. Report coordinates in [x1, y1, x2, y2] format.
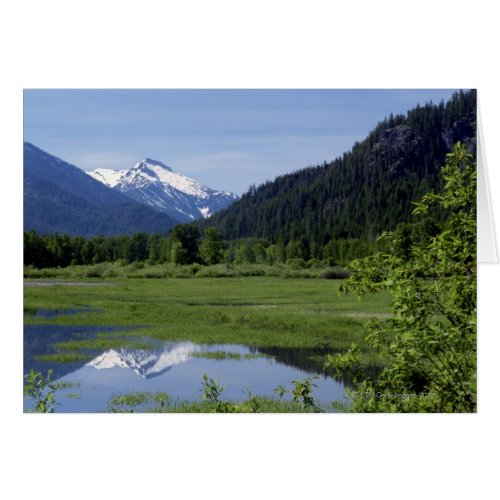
[24, 276, 391, 369]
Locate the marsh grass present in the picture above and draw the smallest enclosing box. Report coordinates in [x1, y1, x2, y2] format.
[53, 336, 152, 352]
[65, 393, 81, 399]
[35, 352, 92, 363]
[109, 392, 152, 408]
[24, 276, 391, 368]
[107, 390, 320, 413]
[53, 381, 80, 390]
[38, 336, 156, 365]
[191, 351, 270, 361]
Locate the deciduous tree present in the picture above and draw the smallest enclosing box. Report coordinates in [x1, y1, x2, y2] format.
[328, 143, 476, 412]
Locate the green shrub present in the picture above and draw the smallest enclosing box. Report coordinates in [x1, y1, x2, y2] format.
[291, 377, 322, 412]
[281, 268, 319, 279]
[172, 266, 195, 278]
[196, 264, 236, 278]
[103, 267, 119, 278]
[189, 263, 202, 274]
[286, 258, 306, 270]
[336, 143, 477, 412]
[129, 261, 145, 270]
[235, 264, 267, 276]
[306, 258, 322, 269]
[24, 369, 56, 413]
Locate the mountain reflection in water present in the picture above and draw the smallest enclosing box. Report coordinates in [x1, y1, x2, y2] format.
[24, 325, 359, 412]
[87, 342, 201, 379]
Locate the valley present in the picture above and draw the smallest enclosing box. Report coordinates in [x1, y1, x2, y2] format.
[23, 90, 477, 413]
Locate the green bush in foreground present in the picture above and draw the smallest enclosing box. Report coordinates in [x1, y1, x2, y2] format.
[328, 143, 476, 412]
[24, 369, 56, 413]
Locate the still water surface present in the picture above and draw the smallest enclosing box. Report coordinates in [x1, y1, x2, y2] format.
[24, 320, 350, 412]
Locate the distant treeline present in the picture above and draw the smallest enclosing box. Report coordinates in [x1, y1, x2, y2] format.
[24, 227, 378, 268]
[24, 215, 437, 270]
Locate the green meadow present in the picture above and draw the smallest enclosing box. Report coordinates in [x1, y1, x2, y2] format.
[24, 276, 391, 370]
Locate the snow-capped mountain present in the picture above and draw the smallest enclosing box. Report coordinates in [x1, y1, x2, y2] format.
[86, 342, 200, 379]
[87, 158, 239, 222]
[24, 143, 178, 236]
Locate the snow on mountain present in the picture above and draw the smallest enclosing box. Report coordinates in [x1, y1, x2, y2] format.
[86, 342, 200, 379]
[87, 167, 124, 188]
[24, 142, 178, 236]
[87, 158, 238, 222]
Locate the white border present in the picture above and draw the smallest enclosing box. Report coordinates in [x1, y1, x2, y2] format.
[2, 1, 499, 499]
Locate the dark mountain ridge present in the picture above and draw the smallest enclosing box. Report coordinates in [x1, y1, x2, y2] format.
[24, 143, 178, 236]
[24, 142, 129, 207]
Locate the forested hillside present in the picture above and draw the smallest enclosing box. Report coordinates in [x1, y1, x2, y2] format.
[24, 91, 477, 269]
[203, 90, 476, 246]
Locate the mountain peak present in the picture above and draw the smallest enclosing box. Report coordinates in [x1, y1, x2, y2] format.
[137, 158, 172, 172]
[87, 157, 239, 222]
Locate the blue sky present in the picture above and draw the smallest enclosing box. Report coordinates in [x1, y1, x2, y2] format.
[24, 89, 460, 195]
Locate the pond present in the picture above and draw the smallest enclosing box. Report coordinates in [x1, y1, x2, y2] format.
[24, 317, 353, 413]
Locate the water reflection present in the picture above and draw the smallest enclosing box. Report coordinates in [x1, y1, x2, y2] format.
[24, 323, 360, 412]
[60, 343, 347, 412]
[88, 342, 201, 378]
[256, 345, 382, 388]
[24, 324, 125, 379]
[256, 345, 331, 376]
